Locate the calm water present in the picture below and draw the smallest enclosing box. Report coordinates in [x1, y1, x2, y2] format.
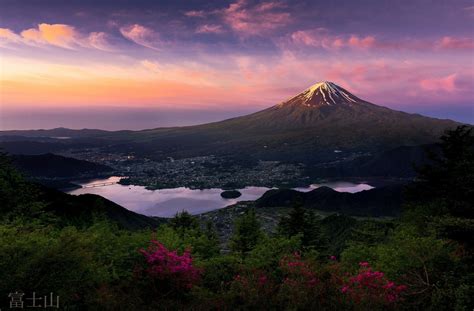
[68, 177, 374, 217]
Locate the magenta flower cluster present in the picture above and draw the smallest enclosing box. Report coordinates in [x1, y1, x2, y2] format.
[341, 262, 407, 304]
[140, 240, 200, 289]
[280, 252, 319, 289]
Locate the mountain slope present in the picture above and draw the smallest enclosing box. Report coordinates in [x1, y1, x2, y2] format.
[129, 81, 459, 162]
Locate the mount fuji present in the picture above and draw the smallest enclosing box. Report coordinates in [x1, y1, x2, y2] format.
[1, 81, 461, 163]
[125, 81, 459, 162]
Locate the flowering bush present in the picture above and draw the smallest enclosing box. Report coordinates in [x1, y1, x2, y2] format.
[277, 252, 325, 308]
[341, 262, 407, 308]
[226, 269, 277, 308]
[280, 252, 320, 289]
[139, 240, 201, 290]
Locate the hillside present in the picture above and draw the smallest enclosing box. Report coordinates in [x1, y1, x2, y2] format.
[306, 144, 439, 178]
[256, 184, 404, 217]
[11, 153, 113, 178]
[0, 154, 162, 229]
[40, 185, 163, 230]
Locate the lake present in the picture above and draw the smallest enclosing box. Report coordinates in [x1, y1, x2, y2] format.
[68, 177, 374, 217]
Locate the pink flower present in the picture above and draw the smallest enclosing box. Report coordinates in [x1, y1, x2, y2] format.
[139, 240, 200, 290]
[383, 281, 395, 289]
[341, 262, 407, 305]
[329, 255, 337, 261]
[396, 285, 407, 292]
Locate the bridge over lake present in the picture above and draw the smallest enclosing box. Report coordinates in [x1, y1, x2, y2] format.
[82, 181, 118, 188]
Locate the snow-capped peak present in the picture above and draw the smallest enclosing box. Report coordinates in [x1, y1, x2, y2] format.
[300, 81, 358, 106]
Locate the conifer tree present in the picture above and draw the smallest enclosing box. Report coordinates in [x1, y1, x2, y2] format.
[230, 209, 262, 257]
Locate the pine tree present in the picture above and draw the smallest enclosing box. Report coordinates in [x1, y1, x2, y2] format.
[170, 211, 199, 234]
[202, 220, 220, 258]
[230, 209, 262, 257]
[278, 204, 328, 254]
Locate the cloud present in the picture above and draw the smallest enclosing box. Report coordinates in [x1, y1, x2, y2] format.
[87, 32, 116, 51]
[186, 0, 291, 37]
[139, 58, 226, 87]
[222, 0, 291, 36]
[347, 35, 376, 49]
[0, 24, 115, 51]
[19, 24, 111, 50]
[437, 36, 474, 50]
[21, 24, 79, 49]
[120, 24, 161, 50]
[420, 74, 458, 92]
[220, 51, 474, 106]
[291, 29, 375, 50]
[140, 59, 162, 72]
[0, 28, 22, 47]
[464, 5, 474, 17]
[184, 10, 207, 17]
[196, 24, 225, 34]
[291, 29, 342, 49]
[290, 29, 474, 53]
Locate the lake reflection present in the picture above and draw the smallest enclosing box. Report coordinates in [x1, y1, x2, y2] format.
[68, 177, 374, 217]
[294, 181, 374, 193]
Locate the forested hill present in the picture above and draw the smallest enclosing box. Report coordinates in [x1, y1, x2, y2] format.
[0, 156, 161, 229]
[257, 184, 404, 217]
[11, 153, 113, 178]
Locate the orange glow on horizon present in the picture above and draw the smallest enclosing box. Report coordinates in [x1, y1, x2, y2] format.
[0, 56, 267, 109]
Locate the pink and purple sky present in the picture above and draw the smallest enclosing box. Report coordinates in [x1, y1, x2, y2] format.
[1, 0, 473, 129]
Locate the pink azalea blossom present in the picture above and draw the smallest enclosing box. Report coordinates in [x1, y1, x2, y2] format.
[140, 240, 200, 290]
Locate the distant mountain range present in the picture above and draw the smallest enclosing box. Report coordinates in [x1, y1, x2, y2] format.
[1, 81, 462, 163]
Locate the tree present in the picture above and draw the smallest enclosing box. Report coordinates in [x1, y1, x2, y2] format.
[170, 211, 199, 233]
[405, 125, 474, 248]
[230, 209, 263, 257]
[200, 221, 220, 259]
[392, 125, 474, 309]
[278, 204, 327, 254]
[0, 153, 46, 221]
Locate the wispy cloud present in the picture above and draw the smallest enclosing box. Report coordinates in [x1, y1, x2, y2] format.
[87, 32, 117, 51]
[437, 36, 474, 50]
[0, 24, 115, 51]
[186, 0, 291, 37]
[222, 0, 290, 36]
[0, 28, 22, 46]
[290, 29, 375, 50]
[464, 5, 474, 17]
[290, 28, 474, 52]
[119, 24, 161, 50]
[184, 10, 207, 18]
[196, 24, 225, 34]
[420, 74, 458, 92]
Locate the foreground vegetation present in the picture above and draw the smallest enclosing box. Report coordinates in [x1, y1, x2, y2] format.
[0, 126, 472, 310]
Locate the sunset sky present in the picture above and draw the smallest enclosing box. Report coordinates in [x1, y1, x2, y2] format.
[1, 0, 473, 129]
